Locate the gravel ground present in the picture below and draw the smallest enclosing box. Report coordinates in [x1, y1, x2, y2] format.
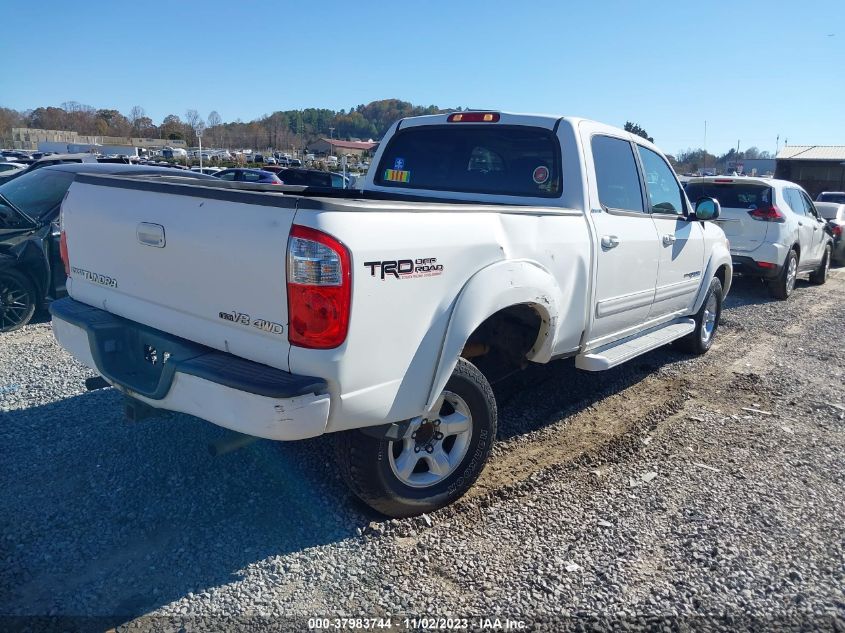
[1, 269, 844, 632]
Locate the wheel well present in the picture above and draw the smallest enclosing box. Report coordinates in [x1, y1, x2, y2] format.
[715, 264, 727, 288]
[460, 304, 543, 383]
[792, 243, 800, 261]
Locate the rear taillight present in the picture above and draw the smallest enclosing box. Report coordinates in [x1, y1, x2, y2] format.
[757, 261, 777, 269]
[286, 225, 351, 349]
[59, 230, 70, 275]
[832, 225, 842, 237]
[748, 205, 785, 222]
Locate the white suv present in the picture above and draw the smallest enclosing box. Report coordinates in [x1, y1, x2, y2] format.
[685, 177, 833, 299]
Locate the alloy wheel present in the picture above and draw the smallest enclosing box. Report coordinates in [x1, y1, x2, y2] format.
[0, 276, 33, 331]
[388, 391, 473, 488]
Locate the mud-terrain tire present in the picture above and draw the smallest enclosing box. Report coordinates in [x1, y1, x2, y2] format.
[335, 358, 496, 518]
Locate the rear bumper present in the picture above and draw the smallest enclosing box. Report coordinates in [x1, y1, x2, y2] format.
[731, 255, 782, 279]
[49, 297, 330, 441]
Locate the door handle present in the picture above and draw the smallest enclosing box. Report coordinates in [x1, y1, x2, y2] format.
[798, 221, 804, 226]
[601, 235, 620, 250]
[662, 234, 676, 246]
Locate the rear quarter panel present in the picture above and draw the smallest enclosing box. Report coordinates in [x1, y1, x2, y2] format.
[288, 203, 590, 432]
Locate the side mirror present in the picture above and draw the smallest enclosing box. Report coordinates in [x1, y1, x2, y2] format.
[694, 197, 721, 221]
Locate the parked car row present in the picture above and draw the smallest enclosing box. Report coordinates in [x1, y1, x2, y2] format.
[684, 177, 835, 299]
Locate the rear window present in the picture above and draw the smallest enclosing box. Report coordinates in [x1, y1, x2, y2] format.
[816, 203, 844, 220]
[817, 192, 845, 204]
[375, 125, 561, 198]
[685, 182, 772, 209]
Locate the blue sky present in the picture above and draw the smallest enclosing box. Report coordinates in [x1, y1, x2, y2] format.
[2, 0, 843, 156]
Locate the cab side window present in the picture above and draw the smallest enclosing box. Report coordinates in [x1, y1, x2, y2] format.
[636, 146, 684, 216]
[591, 135, 644, 213]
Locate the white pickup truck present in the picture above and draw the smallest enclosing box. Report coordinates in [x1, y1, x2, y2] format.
[51, 112, 731, 517]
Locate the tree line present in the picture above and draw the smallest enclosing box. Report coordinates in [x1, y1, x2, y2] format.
[0, 105, 776, 172]
[0, 99, 448, 149]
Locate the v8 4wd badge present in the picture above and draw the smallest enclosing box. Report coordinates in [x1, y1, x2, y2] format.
[218, 310, 284, 335]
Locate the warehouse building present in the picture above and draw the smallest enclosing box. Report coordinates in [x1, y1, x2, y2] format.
[308, 138, 378, 157]
[9, 127, 187, 151]
[775, 145, 845, 198]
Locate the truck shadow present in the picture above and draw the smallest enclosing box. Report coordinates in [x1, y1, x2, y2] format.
[491, 275, 776, 439]
[0, 273, 799, 621]
[0, 388, 362, 622]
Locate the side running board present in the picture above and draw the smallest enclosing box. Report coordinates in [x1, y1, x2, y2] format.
[575, 319, 695, 371]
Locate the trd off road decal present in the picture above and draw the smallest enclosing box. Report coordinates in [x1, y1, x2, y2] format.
[218, 310, 284, 335]
[364, 258, 444, 280]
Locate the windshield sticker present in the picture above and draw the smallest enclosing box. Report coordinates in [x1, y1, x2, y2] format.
[393, 157, 405, 170]
[384, 168, 410, 183]
[532, 165, 550, 184]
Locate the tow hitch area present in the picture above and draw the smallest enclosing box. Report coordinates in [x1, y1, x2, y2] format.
[84, 376, 111, 391]
[124, 397, 155, 422]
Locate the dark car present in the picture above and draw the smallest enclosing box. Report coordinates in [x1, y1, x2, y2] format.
[272, 168, 340, 188]
[212, 168, 283, 184]
[816, 191, 845, 204]
[0, 163, 213, 332]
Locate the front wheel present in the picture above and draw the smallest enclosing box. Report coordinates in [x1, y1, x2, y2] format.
[676, 276, 722, 355]
[0, 269, 37, 333]
[809, 245, 831, 285]
[334, 358, 497, 518]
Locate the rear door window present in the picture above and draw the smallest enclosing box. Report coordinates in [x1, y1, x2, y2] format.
[685, 182, 773, 211]
[242, 171, 264, 182]
[375, 125, 561, 197]
[783, 189, 805, 215]
[591, 135, 644, 213]
[800, 191, 820, 219]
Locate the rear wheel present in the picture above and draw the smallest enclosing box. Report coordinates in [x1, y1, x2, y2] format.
[809, 245, 831, 285]
[335, 358, 496, 518]
[677, 277, 722, 355]
[768, 249, 798, 300]
[0, 269, 37, 333]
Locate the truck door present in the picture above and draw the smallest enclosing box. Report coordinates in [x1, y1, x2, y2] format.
[585, 131, 661, 345]
[635, 145, 705, 319]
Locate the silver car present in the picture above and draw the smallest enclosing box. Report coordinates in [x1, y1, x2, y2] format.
[685, 177, 833, 299]
[816, 201, 845, 263]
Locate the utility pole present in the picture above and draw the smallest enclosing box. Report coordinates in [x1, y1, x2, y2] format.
[329, 127, 335, 157]
[703, 120, 707, 174]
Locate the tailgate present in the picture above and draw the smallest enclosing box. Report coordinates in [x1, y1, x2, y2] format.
[686, 181, 772, 252]
[712, 206, 769, 252]
[61, 176, 298, 371]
